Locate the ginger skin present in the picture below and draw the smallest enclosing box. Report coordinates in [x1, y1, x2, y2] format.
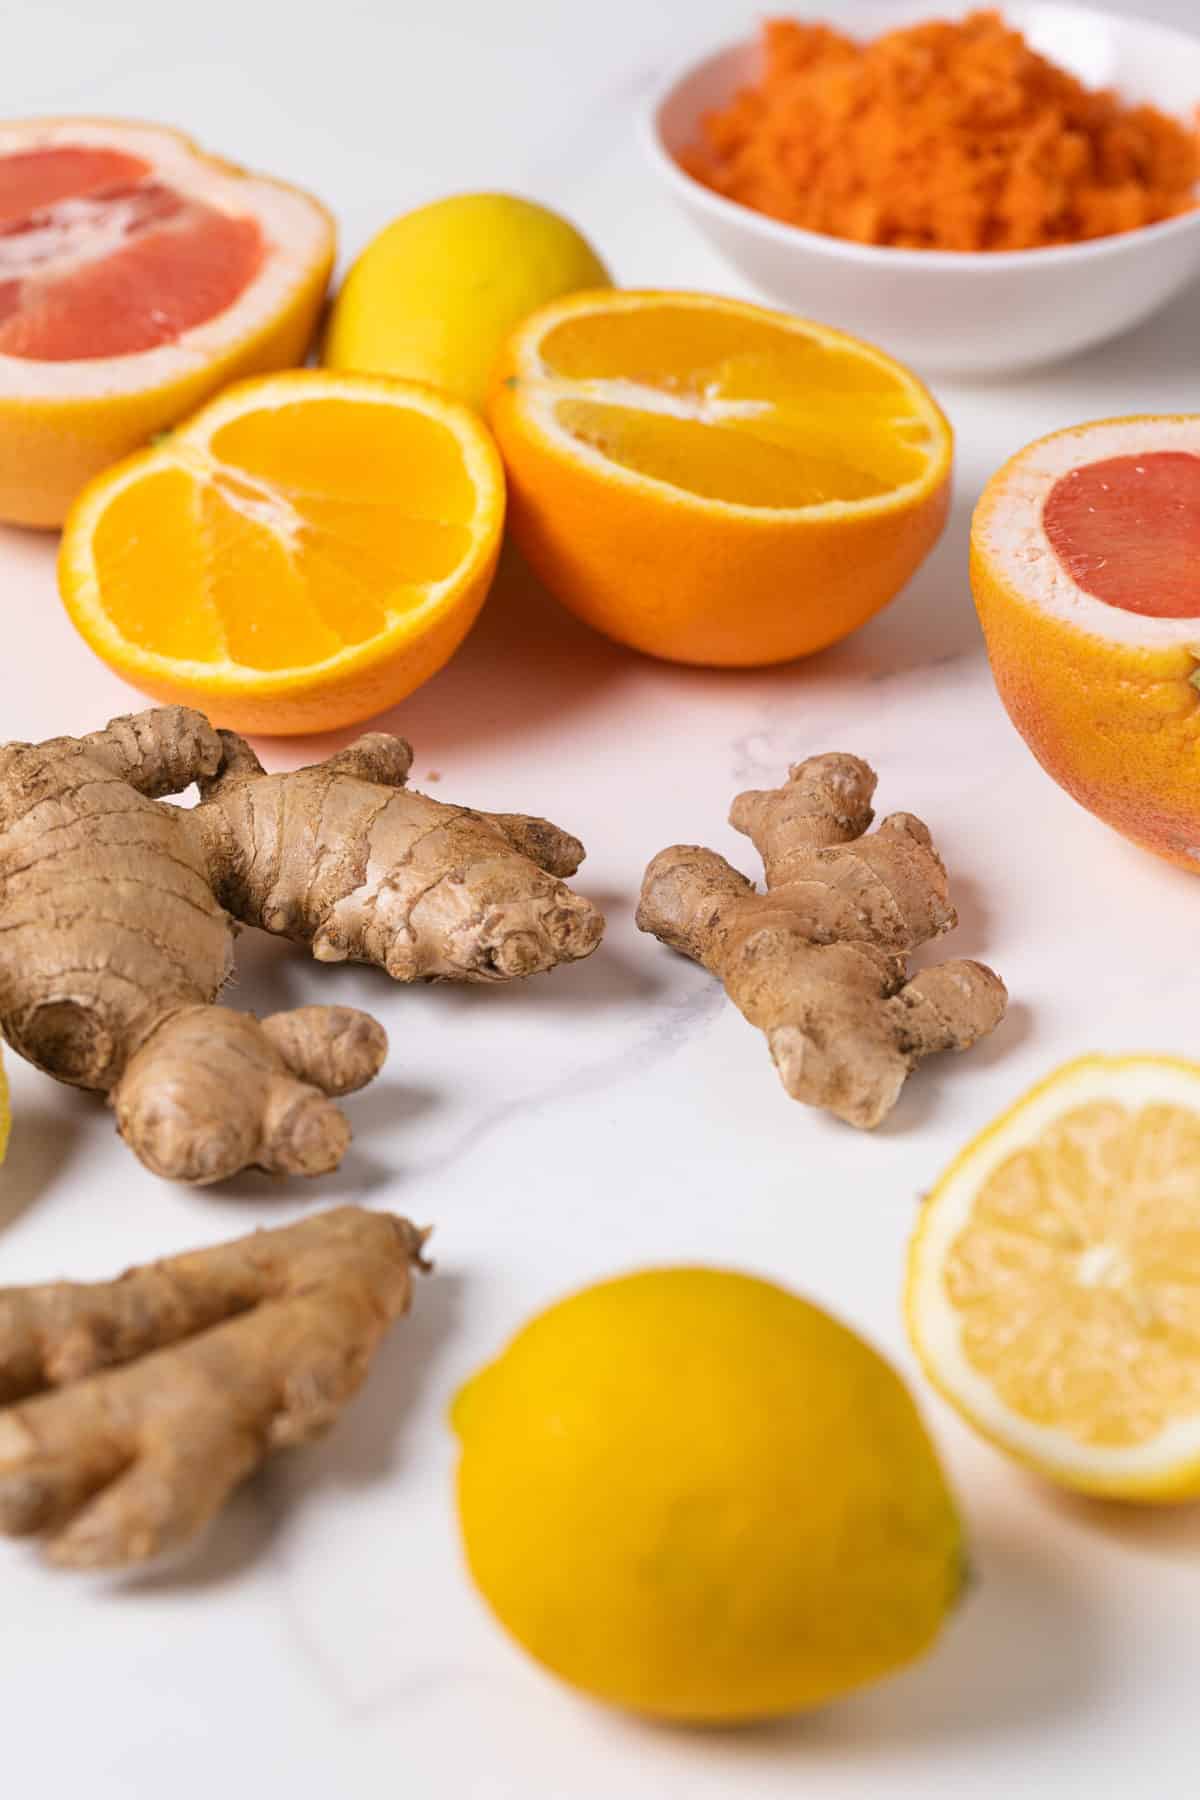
[0, 1207, 428, 1568]
[194, 726, 603, 981]
[637, 754, 1007, 1128]
[0, 707, 602, 1182]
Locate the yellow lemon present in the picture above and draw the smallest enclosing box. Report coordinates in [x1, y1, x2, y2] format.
[0, 1044, 8, 1167]
[452, 1267, 963, 1722]
[323, 192, 610, 411]
[908, 1055, 1200, 1502]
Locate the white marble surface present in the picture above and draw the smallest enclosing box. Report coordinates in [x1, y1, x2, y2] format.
[3, 1, 1200, 1792]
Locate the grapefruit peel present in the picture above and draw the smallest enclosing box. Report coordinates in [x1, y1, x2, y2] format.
[972, 415, 1200, 869]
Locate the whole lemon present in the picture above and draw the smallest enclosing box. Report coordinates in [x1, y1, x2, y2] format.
[323, 192, 610, 410]
[452, 1268, 963, 1723]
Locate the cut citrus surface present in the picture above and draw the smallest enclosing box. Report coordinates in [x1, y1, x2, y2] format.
[972, 416, 1200, 870]
[488, 290, 952, 667]
[58, 370, 506, 735]
[0, 118, 335, 527]
[907, 1055, 1200, 1501]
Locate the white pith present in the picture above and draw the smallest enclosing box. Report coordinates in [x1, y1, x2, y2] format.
[910, 1057, 1200, 1485]
[512, 291, 945, 520]
[0, 118, 331, 398]
[62, 373, 504, 689]
[0, 188, 156, 279]
[976, 416, 1200, 647]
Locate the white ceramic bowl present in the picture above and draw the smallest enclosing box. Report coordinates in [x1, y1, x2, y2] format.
[646, 2, 1200, 375]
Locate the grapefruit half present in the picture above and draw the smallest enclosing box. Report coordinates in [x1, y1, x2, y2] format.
[0, 118, 335, 527]
[972, 416, 1200, 870]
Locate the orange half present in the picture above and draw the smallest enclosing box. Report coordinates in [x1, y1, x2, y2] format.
[58, 370, 506, 735]
[0, 117, 335, 526]
[489, 290, 952, 667]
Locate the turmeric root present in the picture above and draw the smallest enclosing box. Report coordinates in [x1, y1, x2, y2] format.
[0, 706, 603, 1181]
[0, 1207, 428, 1568]
[637, 754, 1007, 1128]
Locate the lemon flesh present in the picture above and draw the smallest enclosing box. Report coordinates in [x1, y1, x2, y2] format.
[452, 1267, 962, 1722]
[323, 192, 610, 411]
[908, 1054, 1200, 1500]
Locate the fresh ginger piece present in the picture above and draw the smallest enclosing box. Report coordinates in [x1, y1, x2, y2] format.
[0, 705, 603, 1182]
[637, 754, 1007, 1128]
[113, 1004, 388, 1183]
[193, 726, 604, 981]
[0, 1207, 429, 1568]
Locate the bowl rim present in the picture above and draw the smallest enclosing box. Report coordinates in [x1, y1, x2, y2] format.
[644, 0, 1200, 271]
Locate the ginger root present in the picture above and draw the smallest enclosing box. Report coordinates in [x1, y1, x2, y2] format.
[637, 754, 1007, 1128]
[0, 1207, 428, 1568]
[195, 724, 604, 981]
[0, 707, 603, 1181]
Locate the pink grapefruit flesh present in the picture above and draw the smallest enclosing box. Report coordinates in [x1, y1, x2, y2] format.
[1043, 450, 1200, 620]
[0, 145, 149, 213]
[0, 144, 265, 360]
[0, 118, 335, 528]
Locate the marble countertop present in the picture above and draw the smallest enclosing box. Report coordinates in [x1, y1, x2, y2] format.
[3, 1, 1200, 1793]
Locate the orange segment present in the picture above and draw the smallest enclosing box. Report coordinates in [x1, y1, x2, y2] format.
[971, 416, 1200, 871]
[207, 396, 481, 519]
[488, 290, 951, 667]
[58, 369, 505, 735]
[91, 465, 224, 663]
[552, 398, 903, 508]
[907, 1056, 1200, 1500]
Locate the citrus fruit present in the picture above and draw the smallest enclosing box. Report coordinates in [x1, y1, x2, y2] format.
[487, 290, 952, 666]
[0, 1045, 9, 1168]
[58, 369, 505, 736]
[323, 192, 610, 411]
[972, 416, 1200, 870]
[0, 118, 335, 529]
[452, 1267, 963, 1722]
[907, 1054, 1200, 1501]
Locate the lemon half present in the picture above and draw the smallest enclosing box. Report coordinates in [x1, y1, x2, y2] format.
[908, 1054, 1200, 1500]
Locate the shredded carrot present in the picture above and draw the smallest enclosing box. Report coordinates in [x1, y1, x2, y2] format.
[682, 11, 1200, 251]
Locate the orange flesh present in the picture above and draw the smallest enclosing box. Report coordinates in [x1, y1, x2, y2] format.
[88, 395, 477, 671]
[1043, 451, 1200, 620]
[0, 144, 265, 360]
[535, 306, 935, 508]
